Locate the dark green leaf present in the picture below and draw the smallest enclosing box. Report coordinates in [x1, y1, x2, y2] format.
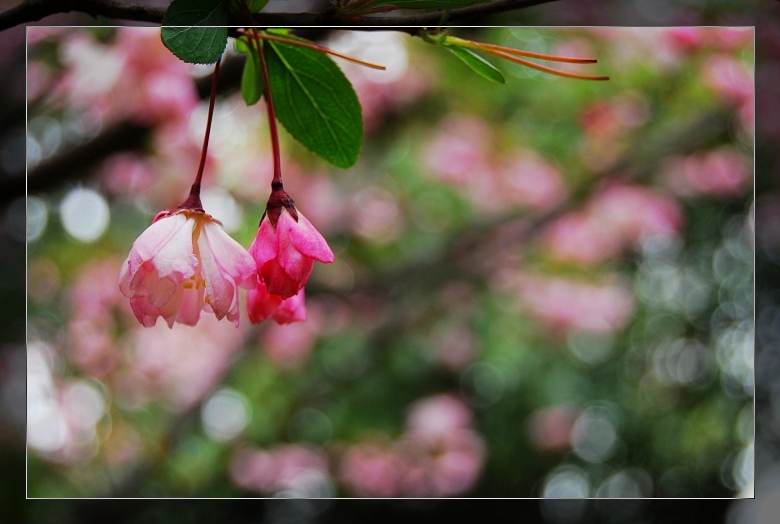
[264, 39, 363, 169]
[161, 0, 231, 64]
[448, 46, 505, 84]
[246, 0, 270, 12]
[235, 39, 264, 105]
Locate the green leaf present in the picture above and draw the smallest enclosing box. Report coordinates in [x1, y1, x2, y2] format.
[448, 46, 505, 84]
[235, 39, 264, 105]
[264, 39, 363, 169]
[246, 0, 270, 12]
[161, 0, 231, 64]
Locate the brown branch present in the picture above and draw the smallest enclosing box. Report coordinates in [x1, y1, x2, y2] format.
[0, 0, 562, 32]
[0, 0, 165, 30]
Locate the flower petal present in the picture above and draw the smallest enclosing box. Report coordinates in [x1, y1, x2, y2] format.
[201, 221, 257, 289]
[277, 222, 315, 284]
[281, 210, 335, 264]
[273, 288, 307, 324]
[175, 280, 205, 326]
[261, 258, 301, 299]
[249, 217, 279, 267]
[198, 219, 257, 326]
[247, 279, 283, 324]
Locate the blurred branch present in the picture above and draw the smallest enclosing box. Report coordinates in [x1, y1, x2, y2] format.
[0, 0, 561, 31]
[2, 54, 244, 203]
[0, 0, 165, 30]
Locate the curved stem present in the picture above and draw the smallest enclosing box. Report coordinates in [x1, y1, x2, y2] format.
[180, 56, 221, 210]
[254, 34, 283, 188]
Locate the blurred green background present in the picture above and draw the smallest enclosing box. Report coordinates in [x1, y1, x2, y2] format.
[19, 26, 753, 507]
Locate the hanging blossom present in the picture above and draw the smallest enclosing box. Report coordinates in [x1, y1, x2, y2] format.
[119, 208, 257, 328]
[247, 186, 334, 324]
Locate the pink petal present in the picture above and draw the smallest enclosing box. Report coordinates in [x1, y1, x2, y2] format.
[261, 259, 301, 299]
[281, 210, 335, 264]
[175, 281, 205, 326]
[247, 280, 283, 324]
[201, 221, 257, 289]
[273, 288, 307, 324]
[249, 217, 279, 266]
[198, 219, 257, 326]
[277, 222, 315, 284]
[131, 213, 198, 282]
[147, 215, 199, 281]
[129, 296, 160, 327]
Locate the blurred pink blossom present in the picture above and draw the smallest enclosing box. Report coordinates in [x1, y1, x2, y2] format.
[257, 301, 329, 370]
[541, 211, 623, 265]
[349, 185, 404, 242]
[527, 405, 581, 452]
[667, 28, 706, 53]
[331, 32, 431, 133]
[495, 151, 568, 211]
[116, 313, 248, 410]
[542, 183, 683, 264]
[99, 153, 155, 197]
[703, 54, 753, 105]
[406, 393, 473, 436]
[590, 183, 684, 242]
[506, 273, 636, 334]
[430, 321, 479, 371]
[661, 147, 752, 198]
[397, 428, 485, 497]
[119, 210, 256, 328]
[54, 28, 198, 127]
[230, 444, 330, 494]
[339, 393, 485, 497]
[702, 53, 754, 132]
[68, 258, 133, 377]
[424, 116, 493, 185]
[338, 442, 407, 497]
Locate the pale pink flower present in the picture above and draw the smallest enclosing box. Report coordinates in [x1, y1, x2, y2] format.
[406, 394, 473, 437]
[527, 405, 581, 452]
[249, 206, 334, 300]
[338, 442, 407, 497]
[247, 280, 307, 325]
[661, 147, 751, 198]
[398, 429, 486, 497]
[542, 211, 623, 265]
[230, 445, 330, 495]
[509, 273, 636, 334]
[119, 210, 256, 328]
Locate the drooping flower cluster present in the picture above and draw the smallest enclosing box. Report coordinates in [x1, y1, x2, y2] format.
[246, 187, 335, 324]
[119, 209, 256, 328]
[119, 188, 334, 329]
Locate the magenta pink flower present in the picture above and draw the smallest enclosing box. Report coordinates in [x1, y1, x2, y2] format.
[119, 210, 256, 328]
[247, 280, 307, 325]
[248, 206, 334, 300]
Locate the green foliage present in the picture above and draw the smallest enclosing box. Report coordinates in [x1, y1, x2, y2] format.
[263, 38, 363, 168]
[161, 0, 230, 64]
[235, 39, 264, 105]
[447, 46, 505, 83]
[245, 0, 270, 12]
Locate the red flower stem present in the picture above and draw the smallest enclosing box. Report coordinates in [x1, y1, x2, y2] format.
[239, 0, 283, 190]
[254, 33, 283, 188]
[180, 56, 221, 210]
